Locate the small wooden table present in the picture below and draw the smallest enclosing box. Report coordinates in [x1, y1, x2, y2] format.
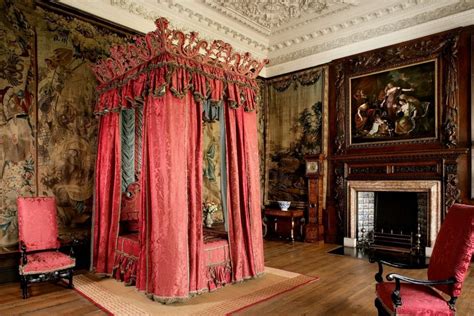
[263, 208, 305, 243]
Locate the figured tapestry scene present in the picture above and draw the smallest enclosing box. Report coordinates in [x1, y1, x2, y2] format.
[0, 0, 131, 254]
[257, 79, 266, 203]
[0, 0, 35, 252]
[265, 68, 324, 207]
[202, 109, 224, 226]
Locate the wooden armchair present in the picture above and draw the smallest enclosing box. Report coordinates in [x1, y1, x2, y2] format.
[372, 203, 474, 315]
[17, 197, 75, 298]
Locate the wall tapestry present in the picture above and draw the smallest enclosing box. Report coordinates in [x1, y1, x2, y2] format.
[257, 79, 266, 204]
[264, 67, 326, 207]
[0, 0, 36, 252]
[350, 59, 437, 146]
[202, 114, 224, 224]
[0, 0, 132, 254]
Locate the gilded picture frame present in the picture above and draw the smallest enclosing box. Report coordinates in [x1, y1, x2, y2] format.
[348, 59, 438, 147]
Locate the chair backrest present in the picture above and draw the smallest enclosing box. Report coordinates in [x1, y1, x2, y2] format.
[17, 197, 59, 252]
[428, 203, 474, 297]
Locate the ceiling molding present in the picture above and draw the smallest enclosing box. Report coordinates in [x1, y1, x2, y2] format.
[268, 0, 423, 50]
[264, 8, 474, 77]
[107, 0, 269, 53]
[58, 0, 474, 78]
[269, 1, 474, 66]
[201, 0, 357, 36]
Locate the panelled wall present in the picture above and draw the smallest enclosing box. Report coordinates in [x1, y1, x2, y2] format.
[261, 27, 473, 244]
[325, 27, 474, 243]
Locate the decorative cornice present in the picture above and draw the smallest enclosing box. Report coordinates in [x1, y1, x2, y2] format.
[110, 0, 158, 21]
[92, 18, 268, 84]
[109, 0, 268, 53]
[331, 148, 468, 162]
[269, 1, 474, 66]
[59, 0, 474, 76]
[268, 0, 420, 51]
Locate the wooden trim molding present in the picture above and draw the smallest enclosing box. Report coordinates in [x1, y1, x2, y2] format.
[471, 34, 474, 198]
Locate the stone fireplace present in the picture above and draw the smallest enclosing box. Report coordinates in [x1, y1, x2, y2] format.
[331, 149, 465, 256]
[344, 180, 441, 256]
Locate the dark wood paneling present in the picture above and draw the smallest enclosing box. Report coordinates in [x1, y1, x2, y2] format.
[327, 27, 474, 241]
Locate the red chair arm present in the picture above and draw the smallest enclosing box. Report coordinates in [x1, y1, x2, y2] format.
[371, 259, 428, 283]
[386, 273, 456, 308]
[386, 273, 456, 286]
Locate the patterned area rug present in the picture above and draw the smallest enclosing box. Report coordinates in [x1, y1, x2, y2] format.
[74, 267, 318, 315]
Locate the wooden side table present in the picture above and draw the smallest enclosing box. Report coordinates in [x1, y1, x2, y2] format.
[263, 208, 305, 243]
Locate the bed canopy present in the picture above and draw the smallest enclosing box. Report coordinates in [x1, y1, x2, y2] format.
[91, 18, 268, 302]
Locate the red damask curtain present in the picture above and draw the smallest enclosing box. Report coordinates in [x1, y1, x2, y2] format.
[92, 112, 121, 274]
[225, 106, 265, 280]
[136, 91, 205, 300]
[91, 17, 267, 303]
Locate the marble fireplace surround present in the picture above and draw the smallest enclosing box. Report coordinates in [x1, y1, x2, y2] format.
[344, 180, 441, 256]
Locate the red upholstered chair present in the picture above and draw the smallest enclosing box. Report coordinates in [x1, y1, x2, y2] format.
[373, 203, 474, 315]
[17, 197, 75, 299]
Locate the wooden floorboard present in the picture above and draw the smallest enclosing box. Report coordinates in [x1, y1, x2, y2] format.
[0, 241, 472, 315]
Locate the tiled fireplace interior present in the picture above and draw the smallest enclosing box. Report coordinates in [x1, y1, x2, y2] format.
[345, 180, 441, 256]
[357, 191, 428, 250]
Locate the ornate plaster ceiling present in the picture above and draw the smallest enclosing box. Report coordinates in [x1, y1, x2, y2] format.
[202, 0, 357, 35]
[59, 0, 474, 77]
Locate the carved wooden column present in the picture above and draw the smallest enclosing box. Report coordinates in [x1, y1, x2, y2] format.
[304, 154, 325, 242]
[444, 159, 461, 213]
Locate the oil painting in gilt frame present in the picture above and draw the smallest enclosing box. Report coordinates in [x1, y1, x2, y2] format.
[349, 59, 437, 146]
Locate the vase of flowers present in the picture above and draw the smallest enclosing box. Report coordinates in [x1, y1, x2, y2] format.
[203, 201, 218, 228]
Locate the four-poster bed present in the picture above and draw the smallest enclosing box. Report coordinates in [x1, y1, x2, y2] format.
[91, 18, 268, 303]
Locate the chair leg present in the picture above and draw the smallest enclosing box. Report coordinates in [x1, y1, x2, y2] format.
[68, 270, 74, 289]
[375, 298, 391, 316]
[20, 276, 28, 299]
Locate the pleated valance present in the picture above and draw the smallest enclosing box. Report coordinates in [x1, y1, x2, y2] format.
[91, 18, 268, 115]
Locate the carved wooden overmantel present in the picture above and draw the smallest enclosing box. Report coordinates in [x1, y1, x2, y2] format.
[334, 30, 461, 154]
[333, 148, 467, 230]
[329, 28, 469, 242]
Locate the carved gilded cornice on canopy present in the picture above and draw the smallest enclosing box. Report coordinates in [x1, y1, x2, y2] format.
[91, 18, 269, 85]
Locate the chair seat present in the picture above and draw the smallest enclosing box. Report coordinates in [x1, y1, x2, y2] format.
[19, 251, 76, 275]
[376, 282, 454, 315]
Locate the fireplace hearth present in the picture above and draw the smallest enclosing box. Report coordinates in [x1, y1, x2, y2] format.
[356, 191, 427, 254]
[345, 180, 441, 256]
[332, 149, 465, 256]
